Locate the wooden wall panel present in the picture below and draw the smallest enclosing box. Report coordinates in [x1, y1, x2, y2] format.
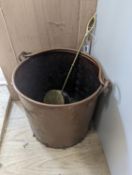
[1, 0, 43, 56]
[1, 0, 80, 57]
[1, 0, 97, 57]
[32, 0, 80, 49]
[0, 0, 97, 99]
[0, 9, 17, 99]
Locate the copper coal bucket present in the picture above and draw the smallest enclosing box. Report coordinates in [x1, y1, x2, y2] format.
[12, 49, 110, 148]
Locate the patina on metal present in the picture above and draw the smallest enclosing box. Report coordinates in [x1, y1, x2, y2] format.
[12, 49, 110, 148]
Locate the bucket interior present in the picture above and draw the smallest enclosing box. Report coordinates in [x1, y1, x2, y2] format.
[14, 50, 100, 103]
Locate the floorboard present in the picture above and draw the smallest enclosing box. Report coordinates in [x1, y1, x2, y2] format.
[0, 102, 110, 175]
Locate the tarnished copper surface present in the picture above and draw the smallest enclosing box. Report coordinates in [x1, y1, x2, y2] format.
[12, 49, 110, 148]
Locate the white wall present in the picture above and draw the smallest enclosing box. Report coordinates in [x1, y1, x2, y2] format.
[92, 0, 132, 175]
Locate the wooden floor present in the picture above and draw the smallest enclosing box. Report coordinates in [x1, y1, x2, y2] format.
[0, 68, 10, 142]
[0, 102, 110, 175]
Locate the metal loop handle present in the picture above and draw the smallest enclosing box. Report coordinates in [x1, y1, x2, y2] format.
[85, 13, 96, 36]
[99, 79, 112, 96]
[61, 14, 96, 92]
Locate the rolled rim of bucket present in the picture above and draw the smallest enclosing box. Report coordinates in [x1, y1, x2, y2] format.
[12, 49, 106, 108]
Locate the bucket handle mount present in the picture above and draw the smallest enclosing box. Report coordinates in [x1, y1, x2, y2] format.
[18, 51, 32, 62]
